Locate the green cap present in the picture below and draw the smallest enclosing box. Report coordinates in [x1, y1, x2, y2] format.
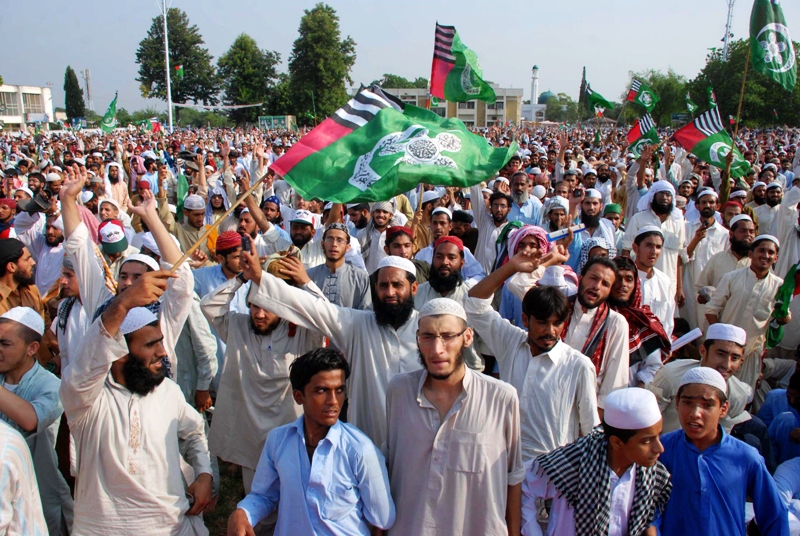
[603, 203, 622, 216]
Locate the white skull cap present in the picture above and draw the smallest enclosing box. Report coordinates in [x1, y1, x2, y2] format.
[418, 298, 467, 322]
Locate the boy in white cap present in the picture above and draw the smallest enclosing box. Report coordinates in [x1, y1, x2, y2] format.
[61, 271, 213, 536]
[653, 367, 788, 536]
[632, 225, 675, 338]
[0, 306, 74, 534]
[522, 387, 671, 536]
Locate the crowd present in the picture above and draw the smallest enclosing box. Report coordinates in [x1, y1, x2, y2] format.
[0, 121, 799, 536]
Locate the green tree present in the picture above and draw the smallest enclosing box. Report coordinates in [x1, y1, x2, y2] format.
[288, 3, 356, 124]
[135, 8, 220, 105]
[370, 74, 428, 88]
[620, 69, 688, 126]
[687, 39, 800, 127]
[116, 107, 132, 127]
[264, 73, 293, 116]
[217, 33, 281, 125]
[64, 66, 86, 120]
[544, 93, 580, 123]
[578, 67, 587, 110]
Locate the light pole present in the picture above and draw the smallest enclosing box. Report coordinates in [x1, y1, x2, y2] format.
[162, 0, 173, 132]
[722, 0, 736, 61]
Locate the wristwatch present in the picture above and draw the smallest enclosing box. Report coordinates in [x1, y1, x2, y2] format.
[236, 272, 248, 284]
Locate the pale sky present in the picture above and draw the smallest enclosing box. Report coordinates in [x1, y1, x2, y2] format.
[3, 0, 798, 113]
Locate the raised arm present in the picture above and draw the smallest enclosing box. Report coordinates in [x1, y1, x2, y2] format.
[130, 189, 181, 264]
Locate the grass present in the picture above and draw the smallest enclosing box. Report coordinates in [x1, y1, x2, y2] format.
[204, 460, 245, 536]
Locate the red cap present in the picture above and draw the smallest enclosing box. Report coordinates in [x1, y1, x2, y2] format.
[0, 198, 17, 210]
[386, 226, 413, 241]
[215, 230, 242, 252]
[433, 235, 464, 252]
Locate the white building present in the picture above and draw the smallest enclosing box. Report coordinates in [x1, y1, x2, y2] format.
[521, 66, 555, 122]
[0, 85, 54, 131]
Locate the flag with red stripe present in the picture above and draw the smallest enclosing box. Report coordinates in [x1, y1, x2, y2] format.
[673, 108, 750, 178]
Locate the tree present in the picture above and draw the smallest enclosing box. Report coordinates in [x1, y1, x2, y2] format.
[544, 93, 580, 123]
[687, 39, 800, 127]
[620, 69, 688, 126]
[288, 3, 356, 124]
[217, 34, 281, 125]
[64, 66, 85, 120]
[369, 74, 428, 88]
[264, 73, 293, 116]
[135, 8, 220, 105]
[578, 67, 587, 109]
[116, 108, 132, 127]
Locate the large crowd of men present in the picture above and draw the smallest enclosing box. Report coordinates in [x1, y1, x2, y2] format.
[1, 122, 800, 536]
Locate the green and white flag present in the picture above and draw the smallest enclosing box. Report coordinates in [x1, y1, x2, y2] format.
[707, 87, 717, 108]
[430, 24, 496, 104]
[626, 79, 660, 112]
[686, 92, 699, 114]
[100, 92, 118, 134]
[673, 108, 751, 178]
[750, 0, 796, 91]
[626, 114, 659, 157]
[586, 84, 615, 113]
[271, 85, 516, 203]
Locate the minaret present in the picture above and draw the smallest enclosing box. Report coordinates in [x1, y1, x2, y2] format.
[531, 65, 540, 105]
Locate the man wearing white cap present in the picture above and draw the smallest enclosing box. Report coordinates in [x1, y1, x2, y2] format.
[706, 235, 785, 390]
[566, 187, 617, 272]
[695, 214, 754, 313]
[632, 226, 675, 338]
[13, 211, 66, 295]
[522, 388, 671, 536]
[622, 176, 686, 301]
[755, 182, 783, 235]
[681, 188, 728, 329]
[174, 194, 215, 265]
[240, 249, 421, 447]
[654, 367, 788, 536]
[61, 272, 213, 536]
[359, 201, 407, 274]
[746, 181, 768, 210]
[0, 307, 73, 534]
[386, 298, 524, 536]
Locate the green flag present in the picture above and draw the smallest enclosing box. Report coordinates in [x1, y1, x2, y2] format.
[430, 95, 440, 107]
[175, 64, 184, 79]
[626, 114, 660, 157]
[100, 92, 118, 134]
[686, 92, 699, 114]
[767, 262, 797, 348]
[626, 79, 660, 112]
[750, 0, 796, 91]
[586, 84, 615, 113]
[593, 129, 601, 146]
[707, 86, 717, 108]
[271, 85, 516, 203]
[673, 108, 752, 178]
[175, 174, 190, 221]
[430, 24, 496, 104]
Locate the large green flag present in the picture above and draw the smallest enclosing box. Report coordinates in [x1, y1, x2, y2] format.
[626, 79, 660, 112]
[430, 24, 496, 104]
[673, 108, 751, 178]
[586, 84, 615, 113]
[626, 114, 660, 157]
[271, 85, 516, 203]
[100, 92, 118, 134]
[686, 92, 699, 114]
[750, 0, 796, 91]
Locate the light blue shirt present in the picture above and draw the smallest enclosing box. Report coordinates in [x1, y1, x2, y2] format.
[774, 457, 800, 519]
[140, 172, 159, 194]
[508, 198, 542, 227]
[238, 416, 395, 535]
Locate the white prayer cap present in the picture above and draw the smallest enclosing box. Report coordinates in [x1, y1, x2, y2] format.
[13, 187, 33, 199]
[679, 367, 728, 395]
[766, 182, 783, 191]
[495, 177, 510, 185]
[418, 298, 467, 322]
[183, 194, 206, 211]
[371, 201, 394, 213]
[679, 178, 694, 187]
[752, 181, 767, 189]
[122, 253, 160, 272]
[764, 163, 779, 172]
[481, 188, 493, 195]
[168, 204, 177, 214]
[375, 255, 416, 276]
[0, 307, 45, 336]
[119, 307, 159, 336]
[532, 185, 546, 200]
[99, 197, 121, 212]
[530, 167, 542, 175]
[637, 180, 675, 212]
[48, 215, 64, 232]
[46, 172, 62, 182]
[729, 190, 747, 200]
[635, 224, 663, 240]
[729, 214, 752, 228]
[422, 190, 442, 204]
[753, 234, 780, 248]
[584, 167, 597, 176]
[80, 191, 94, 204]
[697, 189, 719, 200]
[140, 232, 181, 257]
[431, 207, 452, 220]
[346, 203, 360, 209]
[537, 265, 577, 297]
[585, 188, 602, 199]
[706, 323, 746, 346]
[74, 157, 87, 166]
[323, 202, 333, 211]
[603, 388, 661, 430]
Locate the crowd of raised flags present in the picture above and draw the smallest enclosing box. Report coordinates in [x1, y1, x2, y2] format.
[1, 1, 800, 535]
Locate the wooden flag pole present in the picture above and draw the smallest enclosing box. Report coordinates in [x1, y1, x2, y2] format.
[170, 174, 269, 273]
[728, 51, 751, 176]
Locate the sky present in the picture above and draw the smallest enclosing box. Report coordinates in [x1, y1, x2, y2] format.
[3, 0, 799, 114]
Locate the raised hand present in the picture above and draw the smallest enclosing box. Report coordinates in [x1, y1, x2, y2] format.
[59, 174, 84, 201]
[129, 189, 157, 218]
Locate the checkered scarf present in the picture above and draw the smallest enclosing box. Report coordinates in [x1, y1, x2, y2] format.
[536, 428, 672, 536]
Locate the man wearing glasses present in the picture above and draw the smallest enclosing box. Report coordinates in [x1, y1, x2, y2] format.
[385, 298, 525, 536]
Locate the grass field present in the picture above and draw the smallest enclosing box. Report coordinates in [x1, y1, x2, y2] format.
[204, 460, 244, 536]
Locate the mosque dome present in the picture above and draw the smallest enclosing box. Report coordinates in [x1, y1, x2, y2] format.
[537, 90, 555, 105]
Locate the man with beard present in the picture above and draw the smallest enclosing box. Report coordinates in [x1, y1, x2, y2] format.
[0, 238, 43, 316]
[414, 208, 485, 282]
[385, 298, 524, 536]
[346, 203, 370, 232]
[594, 162, 615, 204]
[681, 190, 729, 329]
[632, 226, 675, 339]
[14, 212, 65, 294]
[260, 195, 285, 230]
[746, 181, 767, 210]
[566, 188, 617, 272]
[469, 183, 511, 274]
[174, 194, 215, 266]
[359, 201, 407, 274]
[467, 255, 599, 462]
[288, 209, 327, 269]
[0, 198, 16, 236]
[622, 181, 686, 304]
[240, 247, 421, 448]
[560, 256, 630, 414]
[104, 162, 130, 212]
[509, 171, 542, 226]
[200, 260, 324, 528]
[755, 183, 783, 234]
[26, 172, 44, 197]
[696, 215, 754, 316]
[0, 307, 73, 534]
[306, 222, 371, 309]
[61, 273, 213, 535]
[706, 235, 785, 392]
[542, 196, 570, 233]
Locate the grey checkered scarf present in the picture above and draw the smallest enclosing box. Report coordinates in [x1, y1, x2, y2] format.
[536, 427, 672, 536]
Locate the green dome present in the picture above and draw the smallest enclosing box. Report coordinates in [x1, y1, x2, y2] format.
[537, 90, 555, 105]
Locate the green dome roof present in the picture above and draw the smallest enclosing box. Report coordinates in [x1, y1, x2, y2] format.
[537, 90, 555, 104]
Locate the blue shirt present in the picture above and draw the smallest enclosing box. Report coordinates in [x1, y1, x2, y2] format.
[769, 409, 800, 465]
[758, 389, 799, 428]
[654, 428, 788, 536]
[508, 198, 542, 227]
[238, 416, 395, 535]
[774, 457, 800, 519]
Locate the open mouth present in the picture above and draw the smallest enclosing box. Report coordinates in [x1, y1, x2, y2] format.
[686, 422, 703, 431]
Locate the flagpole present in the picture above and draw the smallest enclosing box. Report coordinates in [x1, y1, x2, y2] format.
[162, 0, 173, 133]
[728, 50, 750, 176]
